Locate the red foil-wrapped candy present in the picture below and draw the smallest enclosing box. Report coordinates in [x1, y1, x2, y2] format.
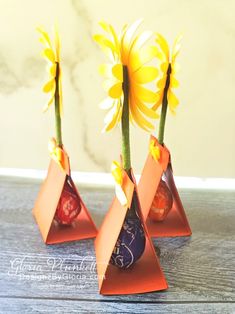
[149, 179, 173, 222]
[54, 176, 81, 225]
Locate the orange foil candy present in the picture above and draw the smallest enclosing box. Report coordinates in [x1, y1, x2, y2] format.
[149, 179, 173, 222]
[54, 176, 81, 225]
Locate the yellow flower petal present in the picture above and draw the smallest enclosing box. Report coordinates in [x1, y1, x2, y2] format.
[99, 63, 113, 77]
[93, 34, 117, 55]
[133, 84, 158, 103]
[152, 91, 163, 111]
[49, 64, 57, 77]
[170, 76, 179, 88]
[168, 90, 179, 113]
[42, 48, 55, 63]
[43, 78, 55, 93]
[130, 101, 154, 131]
[132, 95, 159, 119]
[157, 75, 167, 89]
[112, 64, 123, 81]
[130, 45, 159, 71]
[102, 78, 117, 92]
[43, 93, 54, 112]
[156, 33, 169, 61]
[99, 20, 110, 33]
[172, 62, 180, 74]
[172, 34, 183, 62]
[39, 36, 49, 47]
[103, 100, 122, 131]
[121, 19, 143, 63]
[109, 24, 120, 57]
[37, 27, 52, 47]
[108, 82, 123, 99]
[54, 23, 60, 62]
[99, 21, 120, 58]
[133, 66, 158, 84]
[129, 31, 153, 58]
[160, 62, 169, 73]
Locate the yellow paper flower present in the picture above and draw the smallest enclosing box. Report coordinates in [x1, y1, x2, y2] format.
[152, 34, 182, 114]
[37, 26, 63, 115]
[94, 19, 159, 132]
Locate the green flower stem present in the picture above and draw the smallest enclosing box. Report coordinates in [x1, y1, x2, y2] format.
[54, 62, 63, 147]
[121, 65, 131, 175]
[158, 63, 172, 145]
[122, 66, 137, 218]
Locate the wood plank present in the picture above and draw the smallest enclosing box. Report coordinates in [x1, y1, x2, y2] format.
[0, 177, 235, 304]
[0, 297, 235, 314]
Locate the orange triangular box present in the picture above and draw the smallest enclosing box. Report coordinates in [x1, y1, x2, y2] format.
[95, 169, 168, 295]
[138, 135, 192, 237]
[33, 150, 97, 244]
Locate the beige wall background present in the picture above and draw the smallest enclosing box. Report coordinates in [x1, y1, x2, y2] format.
[0, 0, 234, 178]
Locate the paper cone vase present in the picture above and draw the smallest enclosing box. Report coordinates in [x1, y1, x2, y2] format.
[33, 149, 97, 244]
[138, 135, 192, 237]
[95, 169, 168, 295]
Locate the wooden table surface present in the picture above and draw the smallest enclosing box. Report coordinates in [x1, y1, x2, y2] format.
[0, 177, 234, 313]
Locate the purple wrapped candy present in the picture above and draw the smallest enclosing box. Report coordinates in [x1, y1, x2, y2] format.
[111, 194, 146, 269]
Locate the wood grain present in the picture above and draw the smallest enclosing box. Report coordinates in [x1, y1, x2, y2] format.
[0, 176, 235, 313]
[0, 297, 235, 313]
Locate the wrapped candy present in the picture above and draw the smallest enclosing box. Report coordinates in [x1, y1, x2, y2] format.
[149, 179, 173, 221]
[111, 193, 145, 268]
[54, 176, 81, 225]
